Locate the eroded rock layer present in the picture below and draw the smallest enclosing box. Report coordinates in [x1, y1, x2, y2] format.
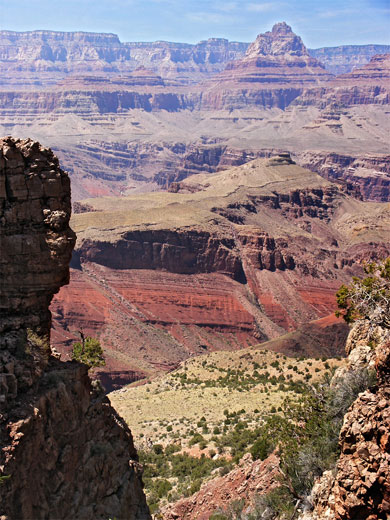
[0, 137, 150, 519]
[51, 156, 390, 378]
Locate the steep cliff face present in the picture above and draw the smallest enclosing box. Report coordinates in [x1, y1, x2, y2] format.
[294, 54, 390, 108]
[0, 136, 76, 387]
[0, 137, 150, 519]
[294, 150, 390, 202]
[301, 321, 390, 520]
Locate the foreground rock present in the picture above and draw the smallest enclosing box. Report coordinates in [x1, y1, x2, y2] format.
[301, 321, 390, 520]
[161, 453, 280, 520]
[0, 137, 150, 519]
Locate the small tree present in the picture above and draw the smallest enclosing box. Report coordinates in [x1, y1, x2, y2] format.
[71, 336, 105, 369]
[336, 258, 390, 327]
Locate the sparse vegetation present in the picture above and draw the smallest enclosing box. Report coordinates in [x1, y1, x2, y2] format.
[110, 348, 344, 514]
[336, 258, 390, 327]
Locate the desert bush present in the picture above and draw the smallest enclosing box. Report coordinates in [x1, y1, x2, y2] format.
[336, 258, 390, 327]
[71, 336, 105, 368]
[189, 433, 205, 447]
[259, 365, 377, 513]
[250, 436, 271, 461]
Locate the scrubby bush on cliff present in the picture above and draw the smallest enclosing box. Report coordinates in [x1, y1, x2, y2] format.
[71, 336, 105, 368]
[250, 436, 270, 461]
[254, 365, 377, 517]
[336, 258, 390, 327]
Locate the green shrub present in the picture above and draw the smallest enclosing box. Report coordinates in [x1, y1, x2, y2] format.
[71, 336, 105, 368]
[250, 436, 271, 461]
[336, 258, 390, 326]
[189, 433, 205, 447]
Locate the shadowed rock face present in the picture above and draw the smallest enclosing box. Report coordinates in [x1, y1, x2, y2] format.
[0, 137, 76, 342]
[0, 137, 150, 520]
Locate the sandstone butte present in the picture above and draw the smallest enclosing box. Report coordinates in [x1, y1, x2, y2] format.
[0, 137, 150, 519]
[50, 152, 390, 387]
[0, 23, 388, 206]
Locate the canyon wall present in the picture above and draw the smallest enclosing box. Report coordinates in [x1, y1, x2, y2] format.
[293, 150, 390, 202]
[1, 29, 388, 87]
[0, 137, 150, 519]
[0, 30, 248, 86]
[64, 140, 390, 203]
[51, 156, 390, 380]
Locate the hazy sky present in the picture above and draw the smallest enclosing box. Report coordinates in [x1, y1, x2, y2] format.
[1, 0, 389, 47]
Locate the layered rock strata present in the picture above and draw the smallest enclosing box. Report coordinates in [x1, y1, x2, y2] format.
[0, 30, 248, 86]
[52, 156, 390, 377]
[294, 54, 390, 108]
[0, 137, 150, 519]
[309, 45, 390, 75]
[1, 28, 389, 87]
[294, 150, 390, 202]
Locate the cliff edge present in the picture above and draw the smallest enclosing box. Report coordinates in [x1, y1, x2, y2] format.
[0, 137, 150, 519]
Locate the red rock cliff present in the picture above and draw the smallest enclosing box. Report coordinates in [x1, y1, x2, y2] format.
[0, 137, 150, 519]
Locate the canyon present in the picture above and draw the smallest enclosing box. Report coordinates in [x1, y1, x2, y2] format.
[50, 153, 390, 385]
[1, 17, 389, 519]
[0, 23, 388, 205]
[0, 21, 388, 385]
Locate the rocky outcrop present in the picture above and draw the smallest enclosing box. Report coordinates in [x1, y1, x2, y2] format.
[0, 137, 150, 519]
[230, 22, 332, 84]
[302, 321, 390, 520]
[294, 150, 390, 202]
[0, 136, 76, 375]
[161, 453, 280, 520]
[196, 23, 333, 111]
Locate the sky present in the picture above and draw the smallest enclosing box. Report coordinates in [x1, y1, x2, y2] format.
[0, 0, 389, 48]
